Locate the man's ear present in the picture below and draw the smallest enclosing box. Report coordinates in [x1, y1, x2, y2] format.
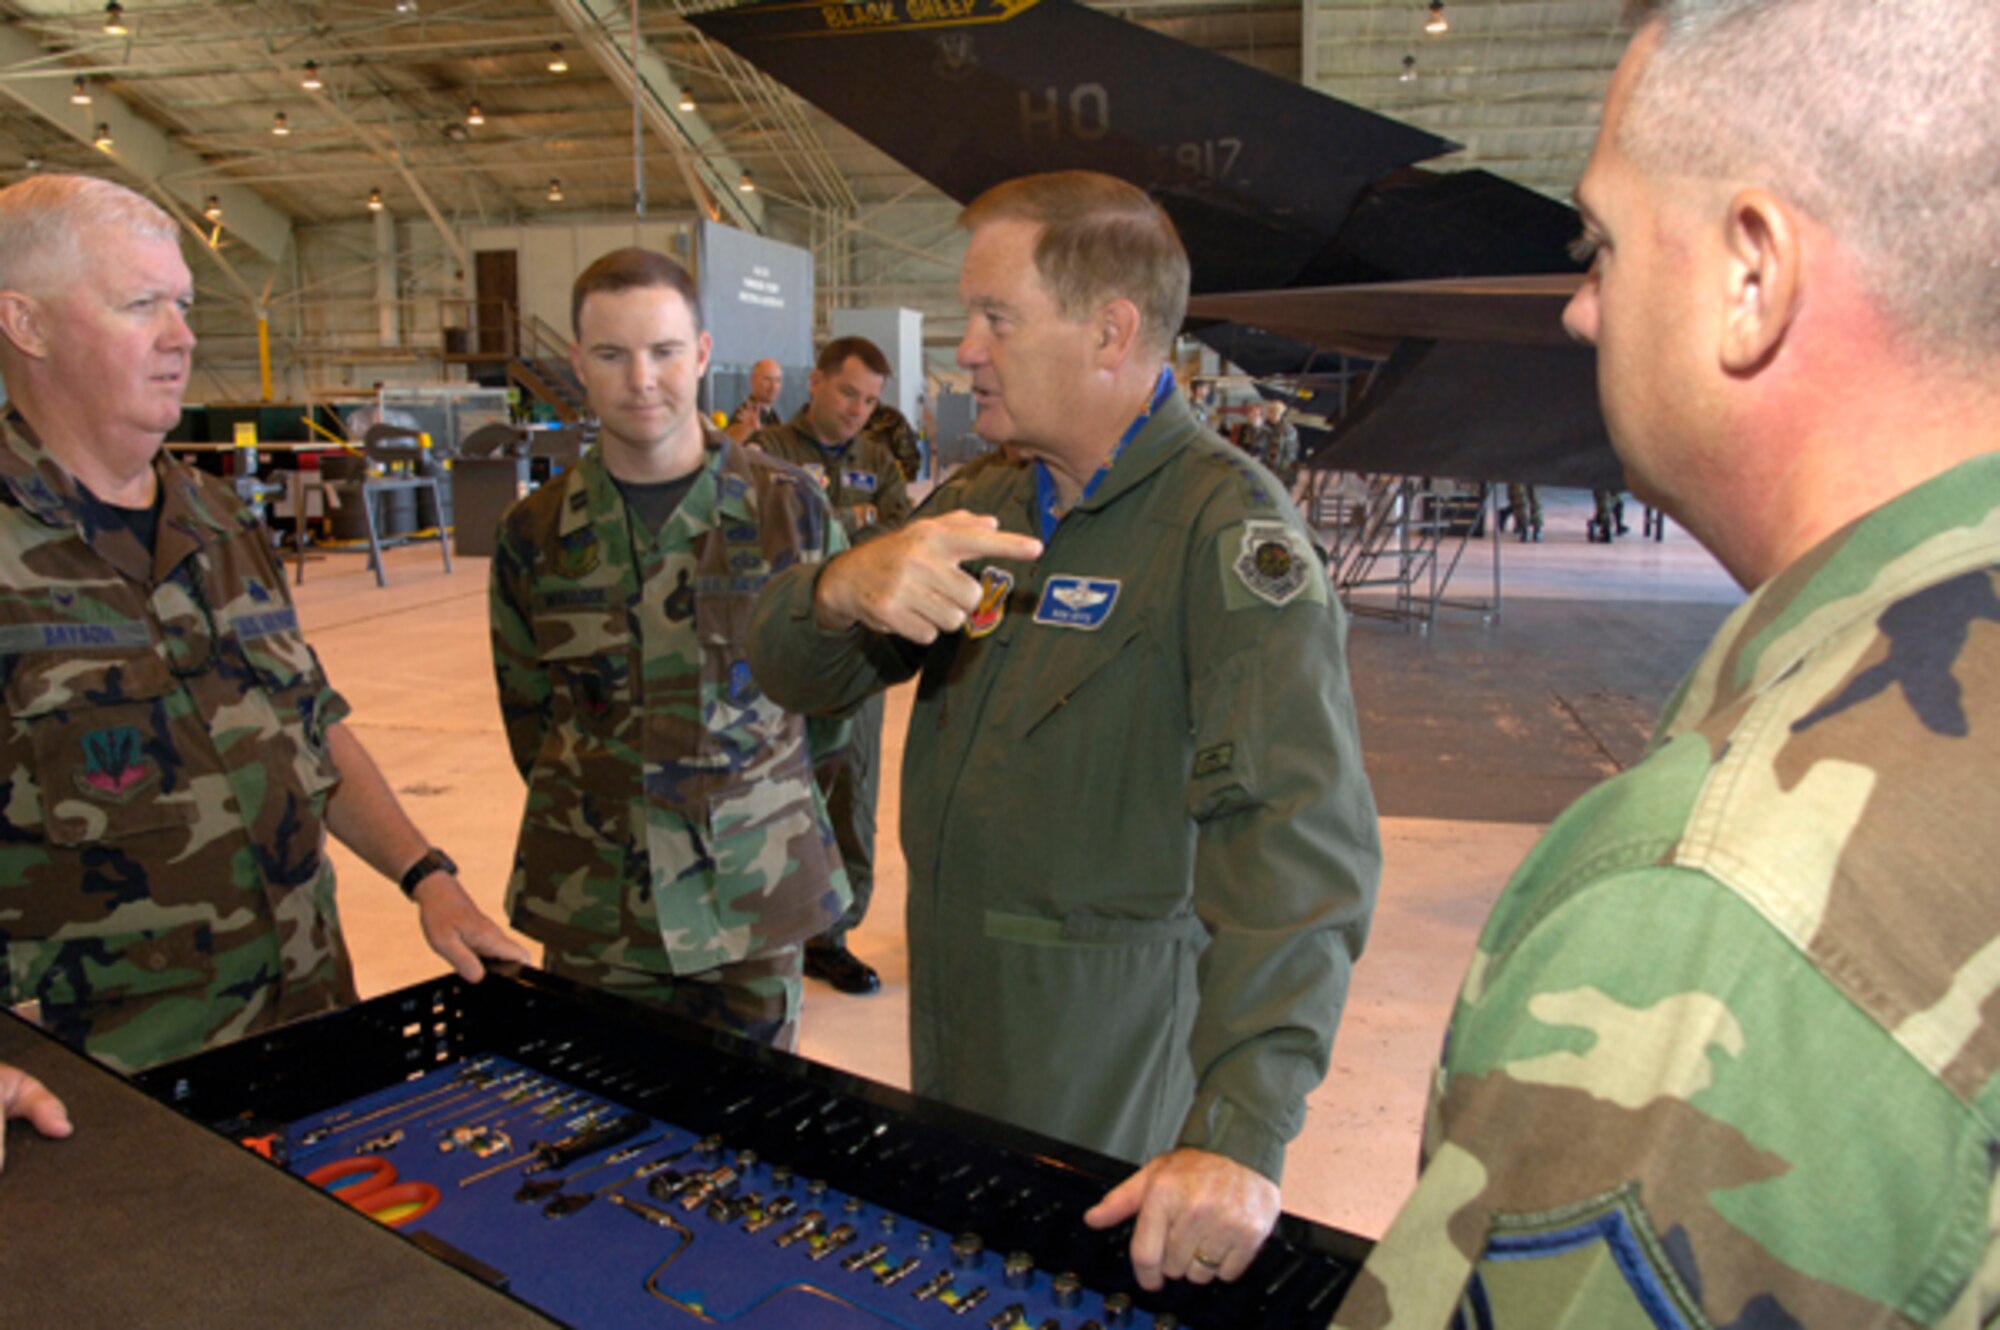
[1094, 297, 1143, 369]
[1719, 188, 1801, 374]
[0, 292, 50, 359]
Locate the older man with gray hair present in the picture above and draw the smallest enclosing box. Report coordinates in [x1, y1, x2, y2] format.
[0, 175, 525, 1154]
[1333, 2, 2000, 1324]
[751, 170, 1380, 1292]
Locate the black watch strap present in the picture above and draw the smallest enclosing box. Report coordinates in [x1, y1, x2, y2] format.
[399, 848, 458, 899]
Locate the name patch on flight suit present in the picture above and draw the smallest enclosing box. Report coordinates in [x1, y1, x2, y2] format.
[1033, 576, 1120, 630]
[966, 567, 1013, 639]
[841, 470, 880, 493]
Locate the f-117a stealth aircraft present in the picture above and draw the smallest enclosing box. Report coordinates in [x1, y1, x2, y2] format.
[687, 0, 1619, 489]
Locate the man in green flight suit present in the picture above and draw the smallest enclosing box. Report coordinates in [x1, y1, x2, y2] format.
[749, 172, 1381, 1289]
[1333, 3, 2000, 1325]
[0, 175, 526, 1135]
[749, 335, 911, 996]
[490, 248, 848, 1049]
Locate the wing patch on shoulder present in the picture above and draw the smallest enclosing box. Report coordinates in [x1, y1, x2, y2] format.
[1222, 520, 1326, 610]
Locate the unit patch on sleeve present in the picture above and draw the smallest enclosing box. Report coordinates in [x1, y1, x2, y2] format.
[1224, 521, 1325, 610]
[1032, 576, 1121, 630]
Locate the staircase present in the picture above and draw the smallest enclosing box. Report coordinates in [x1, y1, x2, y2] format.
[1325, 476, 1500, 628]
[442, 303, 588, 424]
[508, 352, 587, 424]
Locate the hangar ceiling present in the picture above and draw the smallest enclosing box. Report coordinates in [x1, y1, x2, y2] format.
[0, 0, 1627, 349]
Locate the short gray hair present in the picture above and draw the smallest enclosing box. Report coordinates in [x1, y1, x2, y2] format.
[0, 174, 179, 294]
[960, 172, 1190, 359]
[1619, 0, 2000, 367]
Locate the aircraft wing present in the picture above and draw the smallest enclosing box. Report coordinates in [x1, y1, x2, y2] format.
[1189, 274, 1582, 358]
[1189, 277, 1619, 489]
[686, 0, 1454, 293]
[689, 0, 1620, 491]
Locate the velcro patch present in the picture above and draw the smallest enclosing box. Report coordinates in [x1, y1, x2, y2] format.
[552, 527, 601, 578]
[78, 725, 156, 802]
[1033, 576, 1121, 630]
[232, 607, 301, 640]
[1475, 1186, 1704, 1330]
[1222, 521, 1325, 610]
[967, 567, 1013, 639]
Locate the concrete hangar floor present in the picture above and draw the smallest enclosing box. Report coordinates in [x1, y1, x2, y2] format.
[313, 484, 1741, 1244]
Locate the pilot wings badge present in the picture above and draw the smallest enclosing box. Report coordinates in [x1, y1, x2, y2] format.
[1033, 575, 1121, 630]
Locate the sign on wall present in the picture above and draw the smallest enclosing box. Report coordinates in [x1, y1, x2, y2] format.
[698, 220, 814, 372]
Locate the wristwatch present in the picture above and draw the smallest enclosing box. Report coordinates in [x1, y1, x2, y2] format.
[398, 847, 458, 899]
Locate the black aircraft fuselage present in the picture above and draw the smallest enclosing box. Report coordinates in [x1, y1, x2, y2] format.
[688, 0, 1620, 489]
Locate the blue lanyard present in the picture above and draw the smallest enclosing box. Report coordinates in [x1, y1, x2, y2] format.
[1033, 366, 1176, 542]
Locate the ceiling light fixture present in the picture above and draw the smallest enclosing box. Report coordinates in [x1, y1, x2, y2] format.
[271, 111, 290, 136]
[71, 77, 92, 105]
[1425, 0, 1449, 35]
[466, 101, 484, 127]
[547, 44, 568, 73]
[367, 187, 385, 211]
[737, 169, 755, 193]
[547, 179, 564, 202]
[204, 195, 222, 220]
[1400, 53, 1418, 82]
[93, 122, 114, 150]
[301, 59, 323, 90]
[103, 1, 127, 36]
[677, 91, 696, 112]
[394, 0, 417, 12]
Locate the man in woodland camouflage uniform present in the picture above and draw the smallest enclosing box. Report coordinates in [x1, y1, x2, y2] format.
[1334, 2, 2000, 1324]
[0, 176, 524, 1117]
[490, 248, 847, 1049]
[1259, 399, 1300, 492]
[749, 336, 910, 996]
